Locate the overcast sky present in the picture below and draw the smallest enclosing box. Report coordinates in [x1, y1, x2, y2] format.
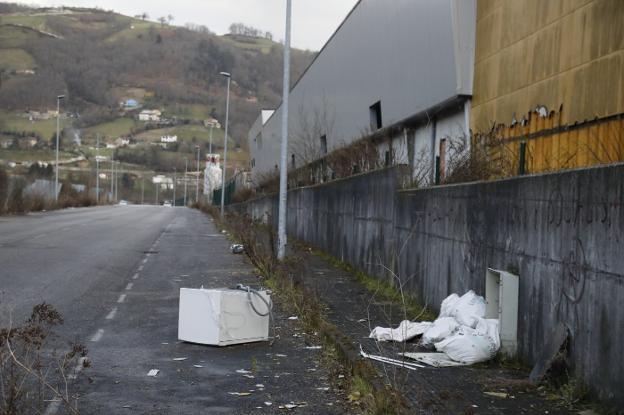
[31, 0, 360, 50]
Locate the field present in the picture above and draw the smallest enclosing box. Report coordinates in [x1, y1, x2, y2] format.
[0, 110, 64, 139]
[83, 118, 139, 140]
[134, 124, 229, 147]
[221, 34, 275, 54]
[0, 48, 36, 70]
[0, 148, 73, 162]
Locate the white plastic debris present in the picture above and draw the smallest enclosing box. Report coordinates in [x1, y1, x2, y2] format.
[369, 320, 432, 342]
[147, 369, 159, 377]
[230, 244, 244, 254]
[447, 290, 486, 329]
[368, 290, 500, 366]
[434, 318, 500, 364]
[172, 357, 188, 361]
[421, 317, 459, 346]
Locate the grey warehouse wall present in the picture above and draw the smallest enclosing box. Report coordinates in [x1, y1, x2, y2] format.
[230, 164, 624, 407]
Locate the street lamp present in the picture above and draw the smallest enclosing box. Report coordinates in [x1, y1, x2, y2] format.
[195, 145, 200, 204]
[220, 71, 231, 217]
[184, 158, 188, 206]
[277, 0, 292, 260]
[95, 134, 100, 204]
[54, 94, 65, 202]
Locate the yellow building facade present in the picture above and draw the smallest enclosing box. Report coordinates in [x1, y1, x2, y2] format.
[471, 0, 624, 176]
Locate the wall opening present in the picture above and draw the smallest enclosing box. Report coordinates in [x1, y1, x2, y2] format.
[485, 268, 519, 357]
[291, 154, 296, 169]
[320, 134, 328, 155]
[369, 101, 383, 130]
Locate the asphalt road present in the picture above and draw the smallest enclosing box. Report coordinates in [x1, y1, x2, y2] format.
[0, 206, 346, 414]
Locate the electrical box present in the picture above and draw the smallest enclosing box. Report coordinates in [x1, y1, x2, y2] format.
[485, 269, 519, 356]
[178, 287, 270, 346]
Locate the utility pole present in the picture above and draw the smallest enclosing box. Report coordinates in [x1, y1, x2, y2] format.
[115, 161, 120, 202]
[183, 158, 188, 206]
[155, 182, 159, 205]
[141, 177, 145, 204]
[110, 150, 114, 202]
[219, 72, 231, 217]
[54, 95, 65, 202]
[277, 0, 292, 260]
[95, 134, 100, 204]
[173, 167, 177, 206]
[195, 145, 200, 204]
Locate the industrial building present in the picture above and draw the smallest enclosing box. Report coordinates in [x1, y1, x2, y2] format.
[248, 0, 476, 186]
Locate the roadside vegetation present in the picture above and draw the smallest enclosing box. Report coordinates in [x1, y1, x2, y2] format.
[196, 205, 408, 414]
[0, 303, 89, 414]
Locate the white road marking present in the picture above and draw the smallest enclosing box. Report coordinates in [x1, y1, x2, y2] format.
[105, 307, 118, 320]
[132, 273, 139, 280]
[142, 257, 148, 264]
[90, 329, 104, 342]
[117, 294, 127, 303]
[125, 283, 133, 291]
[138, 265, 144, 271]
[34, 233, 47, 239]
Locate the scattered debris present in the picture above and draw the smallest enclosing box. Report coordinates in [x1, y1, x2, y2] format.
[161, 342, 169, 345]
[147, 369, 159, 377]
[264, 401, 273, 406]
[279, 402, 308, 410]
[255, 384, 265, 388]
[484, 391, 509, 399]
[369, 320, 432, 342]
[369, 291, 501, 365]
[275, 354, 287, 358]
[193, 365, 204, 368]
[360, 346, 424, 370]
[228, 392, 252, 397]
[172, 357, 188, 361]
[243, 374, 255, 379]
[305, 345, 322, 350]
[401, 352, 466, 367]
[316, 387, 330, 391]
[122, 405, 132, 409]
[236, 369, 252, 374]
[288, 316, 299, 320]
[230, 244, 245, 254]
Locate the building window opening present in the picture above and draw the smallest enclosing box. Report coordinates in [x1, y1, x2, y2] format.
[369, 101, 382, 130]
[291, 154, 296, 169]
[320, 134, 328, 155]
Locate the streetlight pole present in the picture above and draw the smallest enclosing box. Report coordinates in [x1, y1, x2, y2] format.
[219, 72, 231, 217]
[95, 134, 100, 204]
[184, 158, 188, 206]
[110, 150, 114, 202]
[195, 145, 200, 204]
[173, 167, 177, 206]
[141, 177, 145, 204]
[54, 95, 64, 202]
[115, 161, 120, 202]
[277, 0, 292, 260]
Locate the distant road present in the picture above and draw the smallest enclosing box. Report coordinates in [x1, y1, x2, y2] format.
[0, 205, 175, 328]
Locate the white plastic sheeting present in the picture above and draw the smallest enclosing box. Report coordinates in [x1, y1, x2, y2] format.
[369, 320, 432, 342]
[368, 290, 501, 366]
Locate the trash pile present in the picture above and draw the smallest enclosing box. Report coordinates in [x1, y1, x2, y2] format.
[368, 290, 500, 366]
[230, 244, 245, 254]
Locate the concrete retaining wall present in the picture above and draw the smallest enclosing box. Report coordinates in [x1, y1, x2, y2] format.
[231, 164, 624, 407]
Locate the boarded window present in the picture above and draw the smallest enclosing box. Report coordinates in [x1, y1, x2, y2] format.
[320, 134, 328, 154]
[370, 101, 382, 130]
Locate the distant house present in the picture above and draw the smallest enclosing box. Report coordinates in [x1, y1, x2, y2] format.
[160, 135, 178, 143]
[115, 137, 131, 147]
[106, 143, 117, 149]
[204, 117, 221, 129]
[152, 175, 174, 190]
[124, 99, 139, 109]
[139, 109, 162, 122]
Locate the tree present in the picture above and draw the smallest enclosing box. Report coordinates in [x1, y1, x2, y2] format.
[141, 12, 149, 20]
[158, 16, 167, 27]
[167, 14, 174, 25]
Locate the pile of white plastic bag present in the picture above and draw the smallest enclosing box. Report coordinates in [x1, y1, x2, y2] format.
[368, 290, 500, 365]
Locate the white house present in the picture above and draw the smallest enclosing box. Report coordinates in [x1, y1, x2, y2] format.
[139, 109, 162, 122]
[160, 135, 178, 143]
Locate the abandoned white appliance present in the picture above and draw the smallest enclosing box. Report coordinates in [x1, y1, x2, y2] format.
[178, 285, 271, 346]
[485, 268, 519, 356]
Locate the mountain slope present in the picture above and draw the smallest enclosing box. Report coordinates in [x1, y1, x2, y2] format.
[0, 4, 315, 146]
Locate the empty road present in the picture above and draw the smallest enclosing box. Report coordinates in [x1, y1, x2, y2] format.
[0, 205, 344, 414]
